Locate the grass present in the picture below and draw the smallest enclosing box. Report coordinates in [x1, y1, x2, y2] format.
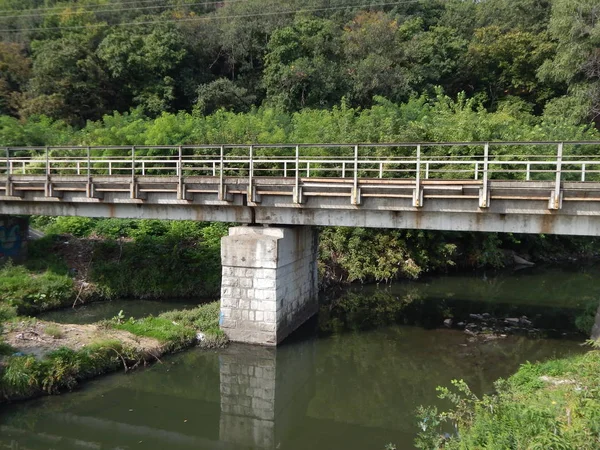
[111, 302, 227, 350]
[0, 340, 142, 400]
[44, 324, 64, 339]
[0, 261, 74, 315]
[415, 349, 600, 450]
[0, 302, 226, 403]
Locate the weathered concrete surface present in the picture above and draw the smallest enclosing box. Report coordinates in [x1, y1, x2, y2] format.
[220, 226, 319, 345]
[0, 215, 28, 262]
[1, 178, 600, 235]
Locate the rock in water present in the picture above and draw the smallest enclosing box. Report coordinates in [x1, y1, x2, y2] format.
[513, 254, 535, 266]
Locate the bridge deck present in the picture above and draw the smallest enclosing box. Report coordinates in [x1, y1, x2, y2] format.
[1, 142, 600, 235]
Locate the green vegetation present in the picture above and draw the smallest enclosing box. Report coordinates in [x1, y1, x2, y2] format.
[111, 302, 226, 350]
[0, 219, 229, 315]
[0, 261, 73, 315]
[0, 302, 224, 402]
[0, 340, 142, 400]
[0, 0, 597, 129]
[43, 324, 63, 339]
[415, 348, 600, 449]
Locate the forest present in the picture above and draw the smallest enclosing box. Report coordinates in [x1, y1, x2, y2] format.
[0, 0, 597, 131]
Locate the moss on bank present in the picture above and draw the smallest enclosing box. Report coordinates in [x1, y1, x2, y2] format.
[415, 349, 600, 449]
[0, 302, 225, 403]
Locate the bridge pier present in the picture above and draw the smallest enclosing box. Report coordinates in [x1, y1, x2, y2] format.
[220, 226, 319, 345]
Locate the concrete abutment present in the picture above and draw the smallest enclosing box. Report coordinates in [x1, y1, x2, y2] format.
[220, 226, 319, 345]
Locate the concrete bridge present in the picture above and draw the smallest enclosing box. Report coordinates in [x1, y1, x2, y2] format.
[1, 141, 600, 344]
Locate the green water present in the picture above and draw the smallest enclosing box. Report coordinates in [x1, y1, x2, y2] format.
[1, 266, 596, 450]
[39, 299, 198, 324]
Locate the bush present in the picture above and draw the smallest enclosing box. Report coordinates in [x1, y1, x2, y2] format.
[0, 262, 74, 314]
[415, 351, 600, 450]
[45, 217, 96, 237]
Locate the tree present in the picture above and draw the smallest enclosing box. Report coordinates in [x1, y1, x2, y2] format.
[0, 42, 31, 116]
[538, 0, 600, 123]
[194, 78, 256, 115]
[22, 31, 114, 124]
[97, 21, 187, 115]
[342, 11, 411, 105]
[465, 26, 557, 108]
[263, 17, 346, 110]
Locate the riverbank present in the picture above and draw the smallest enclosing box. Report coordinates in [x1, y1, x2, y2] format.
[0, 302, 225, 403]
[415, 345, 600, 449]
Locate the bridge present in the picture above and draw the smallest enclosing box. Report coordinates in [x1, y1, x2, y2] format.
[1, 141, 600, 344]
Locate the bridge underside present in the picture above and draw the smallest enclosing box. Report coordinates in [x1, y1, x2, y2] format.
[1, 175, 600, 236]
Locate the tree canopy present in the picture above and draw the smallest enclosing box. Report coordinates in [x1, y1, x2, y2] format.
[0, 0, 596, 129]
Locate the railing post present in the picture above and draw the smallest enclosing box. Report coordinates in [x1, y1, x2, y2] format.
[479, 143, 489, 208]
[293, 145, 302, 203]
[342, 161, 346, 178]
[379, 162, 383, 178]
[526, 163, 531, 181]
[247, 145, 255, 203]
[474, 162, 479, 180]
[351, 144, 360, 205]
[45, 146, 51, 197]
[425, 162, 429, 179]
[86, 146, 93, 198]
[45, 146, 49, 177]
[218, 145, 227, 201]
[413, 144, 422, 207]
[284, 161, 287, 178]
[177, 145, 184, 200]
[307, 161, 310, 177]
[131, 146, 135, 180]
[550, 142, 563, 210]
[4, 147, 10, 196]
[582, 163, 586, 182]
[130, 145, 136, 199]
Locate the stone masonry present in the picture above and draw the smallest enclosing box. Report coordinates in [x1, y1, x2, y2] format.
[219, 343, 316, 449]
[220, 226, 319, 345]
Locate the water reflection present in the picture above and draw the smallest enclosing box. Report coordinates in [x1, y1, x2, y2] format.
[219, 344, 315, 449]
[0, 325, 584, 450]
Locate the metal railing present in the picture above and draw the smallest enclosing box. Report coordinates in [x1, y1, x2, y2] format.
[3, 141, 600, 190]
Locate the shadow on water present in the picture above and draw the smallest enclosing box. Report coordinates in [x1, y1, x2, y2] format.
[0, 266, 597, 450]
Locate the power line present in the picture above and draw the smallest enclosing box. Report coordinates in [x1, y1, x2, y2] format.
[0, 0, 423, 32]
[0, 0, 244, 20]
[0, 0, 202, 14]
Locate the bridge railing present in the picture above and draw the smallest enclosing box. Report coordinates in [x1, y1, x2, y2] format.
[2, 142, 600, 183]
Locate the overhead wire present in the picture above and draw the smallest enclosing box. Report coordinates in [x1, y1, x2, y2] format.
[0, 0, 249, 19]
[0, 0, 424, 32]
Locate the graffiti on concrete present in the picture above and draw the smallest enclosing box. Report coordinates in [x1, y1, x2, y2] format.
[0, 218, 26, 259]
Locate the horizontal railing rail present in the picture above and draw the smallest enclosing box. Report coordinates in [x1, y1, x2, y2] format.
[0, 142, 599, 210]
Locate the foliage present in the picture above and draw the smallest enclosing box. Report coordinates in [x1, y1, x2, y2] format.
[0, 0, 594, 128]
[0, 340, 141, 400]
[44, 324, 64, 339]
[415, 351, 600, 449]
[0, 261, 74, 315]
[111, 302, 226, 351]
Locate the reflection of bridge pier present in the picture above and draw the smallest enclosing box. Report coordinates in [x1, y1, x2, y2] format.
[219, 343, 315, 449]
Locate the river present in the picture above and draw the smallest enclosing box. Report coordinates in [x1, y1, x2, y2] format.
[1, 265, 597, 450]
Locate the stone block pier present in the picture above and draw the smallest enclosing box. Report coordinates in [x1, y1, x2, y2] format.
[220, 226, 319, 345]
